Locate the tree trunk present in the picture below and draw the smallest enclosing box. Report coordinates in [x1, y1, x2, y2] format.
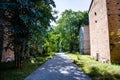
[15, 55, 22, 68]
[0, 24, 4, 62]
[14, 45, 23, 68]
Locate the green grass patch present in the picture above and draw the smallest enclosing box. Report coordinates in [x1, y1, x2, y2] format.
[0, 52, 56, 80]
[67, 53, 120, 80]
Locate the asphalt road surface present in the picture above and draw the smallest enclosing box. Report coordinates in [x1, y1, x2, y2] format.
[25, 53, 91, 80]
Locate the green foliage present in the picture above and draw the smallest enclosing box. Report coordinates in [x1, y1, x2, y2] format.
[67, 53, 120, 80]
[75, 52, 81, 60]
[43, 30, 60, 52]
[0, 0, 56, 67]
[46, 10, 89, 52]
[0, 52, 55, 80]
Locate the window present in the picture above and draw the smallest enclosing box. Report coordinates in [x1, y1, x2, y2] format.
[108, 14, 110, 16]
[117, 3, 119, 4]
[95, 20, 97, 23]
[95, 12, 97, 16]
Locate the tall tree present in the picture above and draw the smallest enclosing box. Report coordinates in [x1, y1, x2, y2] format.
[49, 10, 89, 52]
[0, 0, 56, 67]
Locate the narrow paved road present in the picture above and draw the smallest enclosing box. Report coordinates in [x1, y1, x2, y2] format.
[25, 53, 91, 80]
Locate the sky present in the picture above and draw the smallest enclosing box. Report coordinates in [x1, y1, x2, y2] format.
[52, 0, 92, 25]
[53, 0, 92, 16]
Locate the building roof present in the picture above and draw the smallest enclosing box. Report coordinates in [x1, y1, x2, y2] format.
[88, 0, 94, 13]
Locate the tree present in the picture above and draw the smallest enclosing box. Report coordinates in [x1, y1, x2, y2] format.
[0, 0, 56, 68]
[48, 10, 89, 52]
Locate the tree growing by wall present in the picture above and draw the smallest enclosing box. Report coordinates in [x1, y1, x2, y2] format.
[0, 0, 56, 68]
[47, 10, 89, 52]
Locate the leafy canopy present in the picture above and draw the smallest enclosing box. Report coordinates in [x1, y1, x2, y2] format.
[0, 0, 56, 66]
[46, 10, 89, 52]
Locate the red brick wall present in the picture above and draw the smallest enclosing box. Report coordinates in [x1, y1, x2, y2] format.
[0, 19, 14, 62]
[89, 0, 120, 63]
[107, 0, 120, 63]
[83, 26, 90, 54]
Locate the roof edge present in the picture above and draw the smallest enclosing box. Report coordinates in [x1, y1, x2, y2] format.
[88, 0, 94, 13]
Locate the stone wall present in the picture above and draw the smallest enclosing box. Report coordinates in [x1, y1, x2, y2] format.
[80, 26, 90, 54]
[0, 19, 14, 62]
[79, 27, 84, 54]
[83, 26, 90, 54]
[107, 0, 120, 63]
[89, 0, 111, 63]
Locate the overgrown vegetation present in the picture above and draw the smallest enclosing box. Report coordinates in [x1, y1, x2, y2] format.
[0, 52, 55, 80]
[46, 10, 89, 52]
[0, 1, 90, 79]
[67, 53, 120, 80]
[0, 0, 56, 68]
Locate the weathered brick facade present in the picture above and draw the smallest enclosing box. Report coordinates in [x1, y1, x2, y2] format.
[80, 26, 90, 54]
[83, 26, 90, 54]
[0, 19, 14, 62]
[89, 0, 120, 63]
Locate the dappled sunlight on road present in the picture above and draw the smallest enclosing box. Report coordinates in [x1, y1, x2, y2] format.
[25, 54, 91, 80]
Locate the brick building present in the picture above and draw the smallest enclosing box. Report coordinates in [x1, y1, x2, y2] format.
[0, 0, 15, 62]
[80, 26, 90, 54]
[0, 19, 14, 62]
[89, 0, 120, 63]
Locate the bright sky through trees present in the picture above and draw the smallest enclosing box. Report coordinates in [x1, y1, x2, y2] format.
[52, 0, 92, 25]
[54, 0, 91, 15]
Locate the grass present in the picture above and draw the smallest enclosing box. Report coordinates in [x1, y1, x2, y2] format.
[0, 52, 56, 80]
[67, 53, 120, 80]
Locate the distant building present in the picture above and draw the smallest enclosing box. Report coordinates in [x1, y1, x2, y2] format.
[80, 26, 90, 54]
[89, 0, 120, 63]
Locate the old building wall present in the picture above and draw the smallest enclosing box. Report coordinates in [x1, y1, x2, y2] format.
[83, 26, 90, 54]
[0, 19, 14, 62]
[80, 26, 90, 54]
[79, 27, 84, 54]
[107, 0, 120, 63]
[89, 0, 110, 62]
